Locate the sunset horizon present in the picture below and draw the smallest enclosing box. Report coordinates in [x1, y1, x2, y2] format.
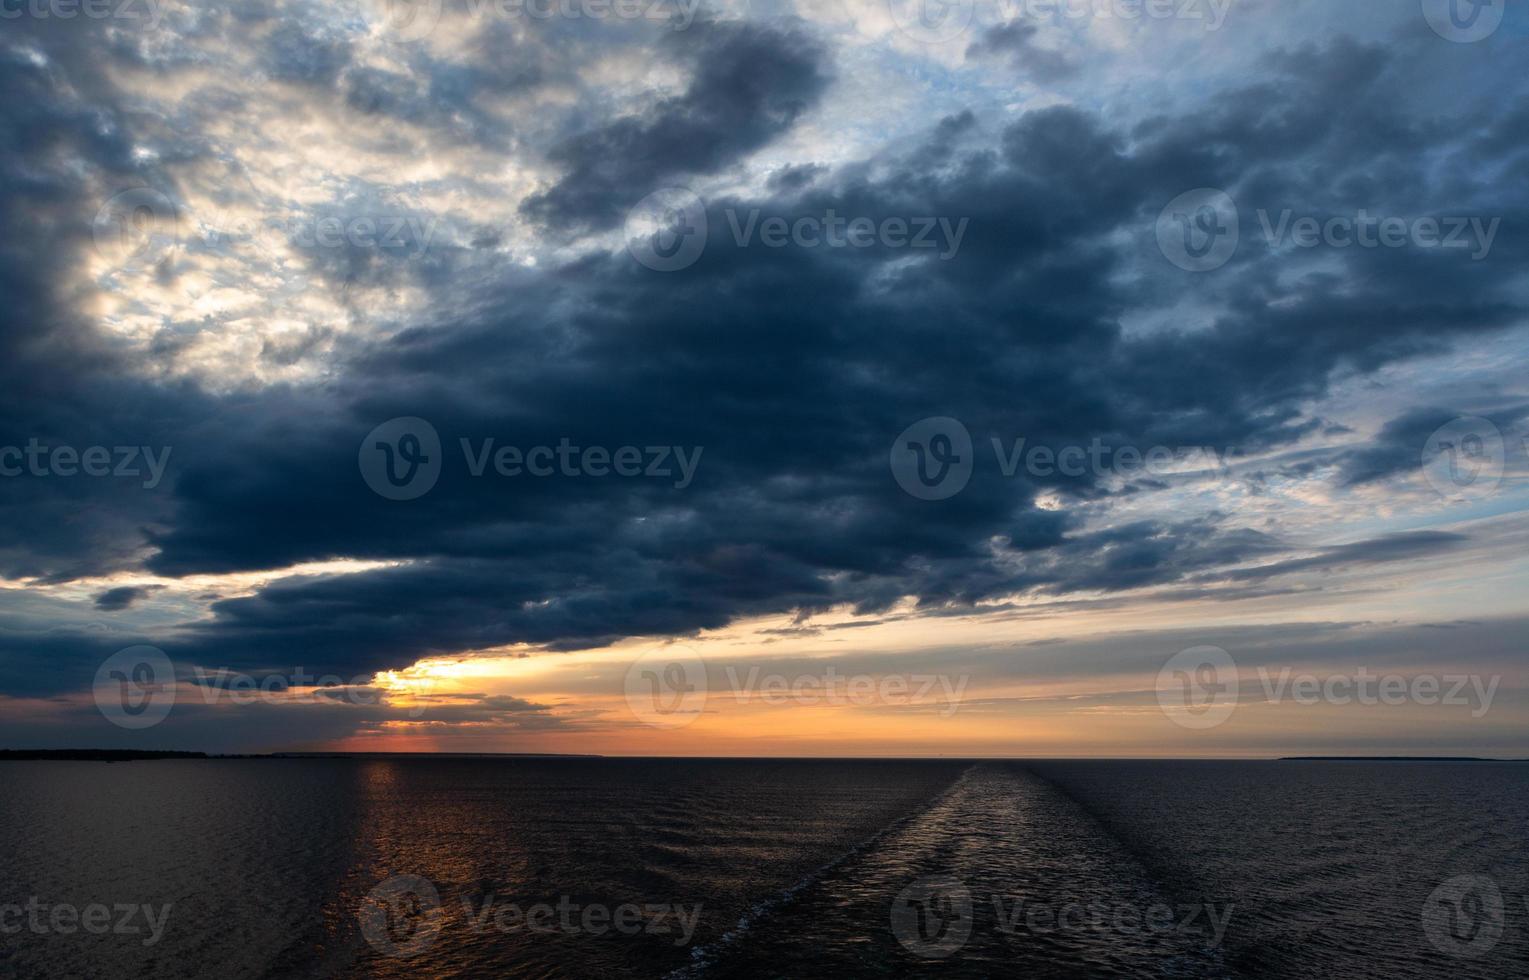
[4, 0, 1527, 976]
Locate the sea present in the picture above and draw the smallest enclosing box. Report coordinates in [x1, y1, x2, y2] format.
[1, 758, 1524, 978]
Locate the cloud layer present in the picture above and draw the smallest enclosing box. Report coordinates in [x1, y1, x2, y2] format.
[1, 1, 1527, 751]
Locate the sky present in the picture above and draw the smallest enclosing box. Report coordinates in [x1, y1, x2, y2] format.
[1, 0, 1527, 757]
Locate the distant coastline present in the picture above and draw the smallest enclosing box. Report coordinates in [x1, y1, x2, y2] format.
[1279, 756, 1527, 762]
[0, 749, 604, 762]
[5, 750, 1524, 763]
[0, 749, 217, 762]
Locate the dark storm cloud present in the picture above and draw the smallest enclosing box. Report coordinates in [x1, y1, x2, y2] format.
[262, 22, 353, 86]
[338, 30, 550, 147]
[520, 20, 832, 231]
[286, 189, 446, 287]
[766, 162, 826, 193]
[0, 686, 574, 753]
[0, 626, 155, 698]
[1214, 531, 1470, 584]
[1337, 406, 1529, 487]
[964, 614, 1529, 687]
[966, 21, 1077, 80]
[1, 13, 1528, 702]
[94, 586, 164, 610]
[0, 21, 206, 584]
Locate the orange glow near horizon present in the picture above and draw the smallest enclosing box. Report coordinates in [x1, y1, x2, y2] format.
[266, 602, 1529, 759]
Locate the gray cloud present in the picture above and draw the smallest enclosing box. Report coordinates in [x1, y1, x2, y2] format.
[0, 6, 1526, 751]
[520, 20, 832, 231]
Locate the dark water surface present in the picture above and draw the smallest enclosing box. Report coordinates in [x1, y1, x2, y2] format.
[1, 759, 1524, 978]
